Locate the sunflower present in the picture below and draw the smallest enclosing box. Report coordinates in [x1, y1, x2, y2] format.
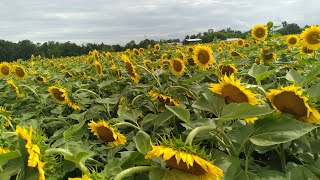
[133, 48, 140, 56]
[229, 50, 241, 57]
[215, 63, 237, 77]
[143, 59, 154, 72]
[48, 86, 70, 104]
[13, 65, 27, 80]
[300, 25, 320, 50]
[145, 138, 223, 180]
[36, 76, 46, 83]
[300, 46, 314, 54]
[88, 120, 126, 146]
[139, 48, 144, 55]
[7, 79, 25, 98]
[0, 62, 11, 77]
[95, 61, 103, 77]
[187, 58, 196, 66]
[161, 53, 168, 61]
[251, 24, 268, 41]
[217, 47, 223, 53]
[154, 44, 161, 51]
[244, 43, 250, 48]
[267, 21, 273, 28]
[193, 45, 215, 70]
[187, 47, 194, 53]
[0, 106, 12, 127]
[286, 35, 299, 47]
[261, 53, 277, 62]
[266, 85, 320, 124]
[65, 71, 74, 78]
[125, 61, 139, 84]
[148, 89, 180, 107]
[209, 74, 260, 105]
[236, 38, 245, 46]
[68, 174, 91, 180]
[170, 58, 185, 76]
[0, 147, 9, 154]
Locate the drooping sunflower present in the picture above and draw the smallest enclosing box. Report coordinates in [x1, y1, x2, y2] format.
[148, 89, 180, 107]
[215, 63, 238, 77]
[13, 65, 28, 80]
[286, 35, 299, 47]
[300, 46, 314, 54]
[209, 74, 260, 105]
[7, 79, 25, 98]
[95, 60, 103, 77]
[0, 62, 11, 78]
[124, 59, 140, 84]
[251, 24, 268, 41]
[170, 58, 185, 76]
[145, 138, 224, 180]
[300, 25, 320, 50]
[143, 59, 154, 72]
[48, 86, 70, 104]
[88, 120, 126, 146]
[193, 45, 215, 70]
[266, 85, 320, 124]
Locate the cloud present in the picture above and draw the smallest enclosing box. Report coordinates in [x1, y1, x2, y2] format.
[0, 0, 318, 45]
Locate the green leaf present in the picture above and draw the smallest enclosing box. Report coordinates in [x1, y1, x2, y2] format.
[256, 170, 286, 180]
[308, 82, 320, 100]
[149, 168, 198, 180]
[95, 98, 118, 104]
[286, 70, 304, 85]
[250, 114, 317, 146]
[63, 120, 86, 139]
[153, 110, 174, 129]
[287, 162, 319, 180]
[248, 64, 274, 82]
[133, 131, 152, 155]
[67, 112, 86, 121]
[0, 151, 21, 162]
[118, 108, 142, 123]
[305, 64, 320, 84]
[220, 103, 274, 120]
[0, 158, 21, 180]
[180, 71, 214, 85]
[165, 105, 190, 123]
[213, 150, 241, 180]
[192, 90, 225, 117]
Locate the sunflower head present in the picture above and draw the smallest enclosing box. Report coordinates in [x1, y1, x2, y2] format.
[286, 35, 299, 47]
[154, 44, 161, 51]
[148, 89, 180, 107]
[251, 24, 268, 41]
[88, 120, 126, 146]
[143, 59, 154, 72]
[209, 74, 260, 105]
[139, 48, 144, 55]
[145, 137, 224, 180]
[300, 25, 320, 50]
[217, 47, 223, 53]
[169, 58, 185, 76]
[229, 50, 242, 58]
[7, 79, 25, 98]
[215, 63, 238, 77]
[0, 62, 11, 78]
[95, 61, 103, 77]
[244, 43, 250, 48]
[48, 86, 70, 104]
[192, 45, 215, 70]
[266, 85, 320, 124]
[236, 38, 245, 46]
[133, 48, 140, 56]
[124, 61, 139, 84]
[300, 46, 314, 54]
[13, 65, 27, 80]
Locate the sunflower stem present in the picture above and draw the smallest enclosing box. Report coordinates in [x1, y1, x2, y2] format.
[114, 166, 157, 180]
[73, 88, 100, 98]
[279, 144, 286, 173]
[137, 65, 162, 89]
[113, 122, 141, 131]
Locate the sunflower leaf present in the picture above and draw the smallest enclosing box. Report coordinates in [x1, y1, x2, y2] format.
[192, 90, 225, 117]
[63, 120, 86, 139]
[0, 151, 21, 162]
[165, 105, 190, 124]
[220, 103, 274, 120]
[248, 64, 270, 82]
[305, 64, 320, 84]
[133, 131, 152, 155]
[250, 114, 317, 146]
[286, 70, 304, 85]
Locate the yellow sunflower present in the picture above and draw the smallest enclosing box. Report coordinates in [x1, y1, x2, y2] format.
[261, 53, 277, 62]
[148, 89, 180, 107]
[68, 174, 91, 180]
[154, 44, 161, 51]
[7, 79, 25, 98]
[143, 59, 154, 72]
[251, 24, 268, 41]
[139, 48, 144, 55]
[215, 63, 238, 77]
[88, 120, 126, 146]
[0, 62, 11, 78]
[217, 47, 223, 53]
[125, 61, 139, 84]
[0, 106, 12, 127]
[187, 58, 196, 66]
[170, 58, 185, 76]
[193, 45, 215, 70]
[266, 85, 320, 124]
[95, 60, 103, 77]
[286, 35, 299, 47]
[209, 74, 260, 105]
[0, 147, 9, 154]
[236, 38, 245, 46]
[133, 48, 140, 56]
[229, 50, 241, 57]
[145, 145, 223, 180]
[300, 25, 320, 50]
[48, 86, 70, 104]
[13, 65, 28, 80]
[300, 46, 314, 54]
[244, 43, 250, 48]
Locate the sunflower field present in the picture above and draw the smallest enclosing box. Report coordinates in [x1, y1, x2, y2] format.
[1, 23, 320, 180]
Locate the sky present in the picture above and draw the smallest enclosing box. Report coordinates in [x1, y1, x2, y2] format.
[0, 0, 319, 45]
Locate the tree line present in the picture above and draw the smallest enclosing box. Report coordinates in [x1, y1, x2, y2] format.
[0, 22, 306, 62]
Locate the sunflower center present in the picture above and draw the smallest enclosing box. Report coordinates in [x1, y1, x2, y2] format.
[222, 85, 248, 104]
[172, 60, 183, 72]
[51, 88, 66, 102]
[96, 126, 116, 143]
[125, 62, 136, 77]
[307, 33, 320, 44]
[231, 51, 240, 56]
[1, 66, 10, 75]
[264, 53, 275, 61]
[15, 67, 25, 77]
[273, 91, 308, 119]
[238, 40, 243, 45]
[255, 28, 266, 38]
[289, 38, 297, 45]
[302, 47, 313, 54]
[188, 58, 196, 66]
[198, 50, 210, 64]
[219, 65, 235, 76]
[37, 76, 44, 82]
[165, 156, 207, 175]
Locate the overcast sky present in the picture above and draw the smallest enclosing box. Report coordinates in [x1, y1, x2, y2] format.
[0, 0, 319, 45]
